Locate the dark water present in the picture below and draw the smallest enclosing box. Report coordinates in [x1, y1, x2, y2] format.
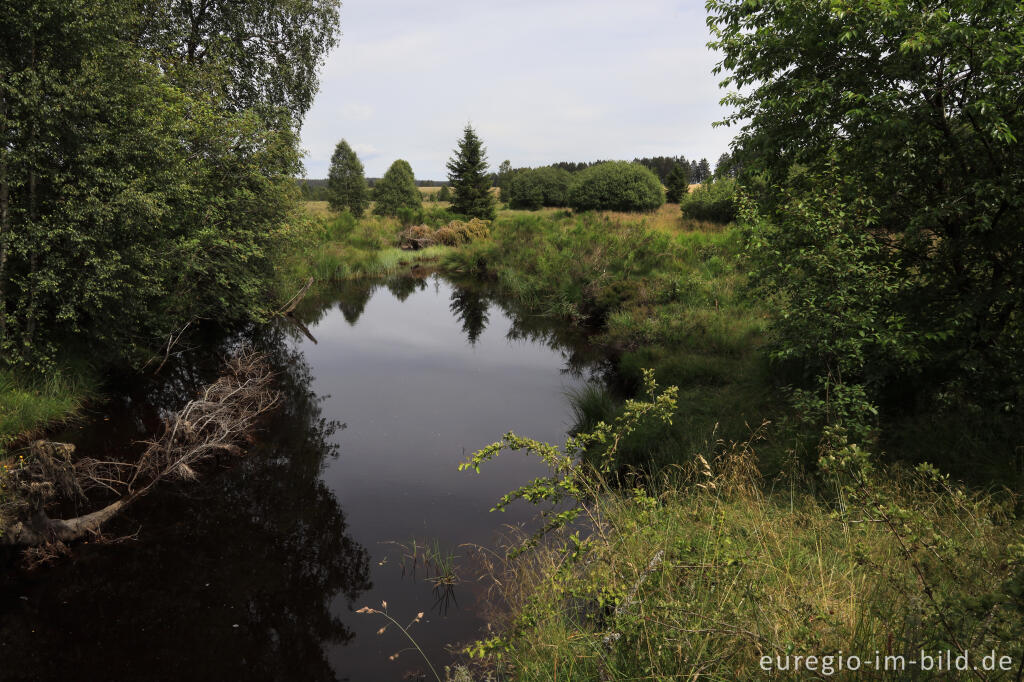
[0, 274, 609, 681]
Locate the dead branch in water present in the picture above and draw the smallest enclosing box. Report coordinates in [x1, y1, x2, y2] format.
[277, 276, 314, 316]
[1, 349, 278, 549]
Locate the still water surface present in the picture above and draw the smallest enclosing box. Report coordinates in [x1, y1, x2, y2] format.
[0, 274, 607, 681]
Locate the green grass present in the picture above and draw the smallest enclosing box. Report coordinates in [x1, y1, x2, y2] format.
[0, 367, 95, 454]
[463, 437, 1024, 681]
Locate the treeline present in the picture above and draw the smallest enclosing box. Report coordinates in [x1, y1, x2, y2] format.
[545, 155, 728, 184]
[298, 177, 447, 201]
[1, 0, 341, 372]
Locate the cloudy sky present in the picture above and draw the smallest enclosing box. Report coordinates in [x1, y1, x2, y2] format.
[300, 0, 736, 180]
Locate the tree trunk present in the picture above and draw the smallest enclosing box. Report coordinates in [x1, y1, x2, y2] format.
[0, 89, 9, 339]
[1, 498, 131, 546]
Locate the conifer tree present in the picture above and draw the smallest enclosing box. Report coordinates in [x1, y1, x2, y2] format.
[372, 160, 421, 216]
[446, 125, 496, 220]
[327, 139, 368, 216]
[665, 164, 691, 203]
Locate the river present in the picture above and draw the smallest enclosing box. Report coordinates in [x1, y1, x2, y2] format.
[0, 273, 611, 681]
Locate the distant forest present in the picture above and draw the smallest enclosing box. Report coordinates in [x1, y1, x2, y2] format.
[297, 153, 730, 201]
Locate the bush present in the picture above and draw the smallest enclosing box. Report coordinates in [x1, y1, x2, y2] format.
[508, 167, 573, 210]
[397, 224, 435, 250]
[567, 162, 665, 212]
[680, 178, 738, 223]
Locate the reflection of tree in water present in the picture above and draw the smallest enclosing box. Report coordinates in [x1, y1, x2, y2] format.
[501, 299, 615, 382]
[386, 274, 427, 302]
[0, 326, 371, 682]
[335, 280, 375, 325]
[449, 285, 490, 346]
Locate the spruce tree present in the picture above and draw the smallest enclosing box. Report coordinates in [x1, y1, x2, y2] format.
[665, 163, 691, 203]
[372, 160, 421, 216]
[327, 139, 368, 216]
[446, 125, 496, 220]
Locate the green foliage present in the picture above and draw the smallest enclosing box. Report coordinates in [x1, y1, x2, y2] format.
[680, 177, 738, 223]
[140, 0, 340, 123]
[507, 166, 573, 210]
[709, 0, 1024, 417]
[743, 179, 920, 444]
[460, 370, 678, 555]
[326, 139, 368, 216]
[495, 159, 513, 202]
[446, 125, 496, 220]
[437, 185, 451, 202]
[372, 160, 421, 217]
[664, 163, 690, 203]
[1, 0, 317, 372]
[567, 162, 665, 213]
[464, 432, 1024, 679]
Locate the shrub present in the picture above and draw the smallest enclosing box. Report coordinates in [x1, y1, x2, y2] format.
[567, 162, 665, 212]
[680, 177, 738, 223]
[433, 226, 462, 246]
[508, 167, 573, 210]
[397, 224, 435, 250]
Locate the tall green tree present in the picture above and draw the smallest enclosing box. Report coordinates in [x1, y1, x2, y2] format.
[372, 160, 421, 216]
[326, 140, 368, 216]
[665, 164, 691, 203]
[496, 159, 513, 203]
[446, 125, 496, 220]
[0, 0, 339, 371]
[709, 0, 1024, 412]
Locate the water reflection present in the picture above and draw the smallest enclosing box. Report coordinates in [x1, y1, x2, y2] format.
[0, 329, 371, 682]
[1, 273, 614, 681]
[449, 286, 491, 346]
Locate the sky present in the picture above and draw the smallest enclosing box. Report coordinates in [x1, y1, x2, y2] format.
[299, 0, 736, 180]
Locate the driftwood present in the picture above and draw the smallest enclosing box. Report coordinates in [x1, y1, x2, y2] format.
[277, 276, 314, 316]
[1, 349, 278, 547]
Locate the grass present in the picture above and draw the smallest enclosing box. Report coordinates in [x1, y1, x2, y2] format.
[0, 367, 95, 455]
[463, 433, 1024, 681]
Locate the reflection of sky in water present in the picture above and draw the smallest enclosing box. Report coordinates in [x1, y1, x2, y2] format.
[0, 275, 601, 681]
[298, 276, 594, 678]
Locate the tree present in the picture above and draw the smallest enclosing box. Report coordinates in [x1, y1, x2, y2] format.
[326, 140, 368, 216]
[2, 0, 329, 371]
[496, 159, 513, 203]
[446, 125, 496, 220]
[372, 160, 421, 216]
[437, 185, 451, 202]
[139, 0, 341, 124]
[709, 0, 1024, 415]
[567, 162, 665, 212]
[665, 164, 691, 203]
[713, 152, 737, 179]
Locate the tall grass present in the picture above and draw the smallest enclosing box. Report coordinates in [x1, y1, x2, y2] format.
[465, 434, 1023, 680]
[0, 367, 95, 453]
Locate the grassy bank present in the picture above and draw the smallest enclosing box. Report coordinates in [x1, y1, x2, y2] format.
[461, 438, 1023, 680]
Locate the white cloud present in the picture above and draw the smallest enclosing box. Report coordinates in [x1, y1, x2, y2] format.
[300, 0, 735, 179]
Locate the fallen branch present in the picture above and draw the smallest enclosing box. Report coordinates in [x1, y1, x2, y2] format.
[277, 276, 314, 316]
[1, 349, 278, 548]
